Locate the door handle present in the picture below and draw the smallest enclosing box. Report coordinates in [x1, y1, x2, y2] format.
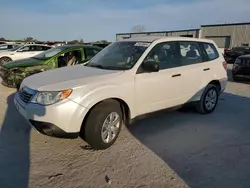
[172, 74, 181, 77]
[203, 68, 210, 71]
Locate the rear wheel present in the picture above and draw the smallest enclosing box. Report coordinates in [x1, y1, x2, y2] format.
[0, 57, 12, 66]
[196, 84, 219, 114]
[80, 100, 122, 150]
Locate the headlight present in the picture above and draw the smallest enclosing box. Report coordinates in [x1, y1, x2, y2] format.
[235, 58, 241, 64]
[30, 89, 72, 105]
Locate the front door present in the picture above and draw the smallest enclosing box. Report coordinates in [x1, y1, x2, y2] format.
[134, 41, 204, 116]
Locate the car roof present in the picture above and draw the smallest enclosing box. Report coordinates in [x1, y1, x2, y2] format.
[56, 44, 102, 49]
[121, 36, 215, 44]
[22, 44, 51, 47]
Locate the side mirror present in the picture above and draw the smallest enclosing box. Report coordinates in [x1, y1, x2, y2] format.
[142, 59, 159, 72]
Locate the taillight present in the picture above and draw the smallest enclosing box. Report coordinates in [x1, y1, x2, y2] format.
[223, 61, 227, 70]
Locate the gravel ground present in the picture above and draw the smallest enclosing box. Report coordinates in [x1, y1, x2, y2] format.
[0, 64, 250, 188]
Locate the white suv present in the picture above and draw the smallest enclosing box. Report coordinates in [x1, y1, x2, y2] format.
[14, 37, 227, 149]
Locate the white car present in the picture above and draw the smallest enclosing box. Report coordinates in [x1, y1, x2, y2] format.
[0, 44, 20, 52]
[14, 36, 227, 150]
[0, 44, 52, 65]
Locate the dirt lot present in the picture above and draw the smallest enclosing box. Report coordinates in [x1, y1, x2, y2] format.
[1, 65, 250, 188]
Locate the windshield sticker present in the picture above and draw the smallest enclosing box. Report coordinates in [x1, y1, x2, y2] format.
[134, 42, 150, 47]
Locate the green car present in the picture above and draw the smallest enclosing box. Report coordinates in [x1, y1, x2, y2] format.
[0, 45, 102, 88]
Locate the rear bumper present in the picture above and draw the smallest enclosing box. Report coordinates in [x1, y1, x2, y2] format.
[219, 77, 227, 93]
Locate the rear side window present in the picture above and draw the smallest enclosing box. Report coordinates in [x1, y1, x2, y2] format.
[42, 46, 51, 51]
[178, 41, 203, 65]
[202, 43, 219, 60]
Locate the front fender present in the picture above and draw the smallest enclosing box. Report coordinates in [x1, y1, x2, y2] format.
[70, 84, 135, 118]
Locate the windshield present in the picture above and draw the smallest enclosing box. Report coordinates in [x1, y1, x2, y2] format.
[8, 45, 22, 51]
[32, 47, 63, 60]
[86, 41, 150, 70]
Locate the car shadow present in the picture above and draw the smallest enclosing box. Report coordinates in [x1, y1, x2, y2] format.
[0, 93, 45, 188]
[127, 92, 250, 188]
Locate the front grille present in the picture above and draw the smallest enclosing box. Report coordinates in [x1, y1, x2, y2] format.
[18, 87, 36, 103]
[241, 59, 250, 67]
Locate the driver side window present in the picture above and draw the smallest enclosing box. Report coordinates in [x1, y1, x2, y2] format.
[57, 50, 82, 68]
[18, 46, 30, 52]
[140, 42, 179, 72]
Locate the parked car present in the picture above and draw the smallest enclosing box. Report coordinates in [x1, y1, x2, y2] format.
[0, 44, 52, 65]
[232, 54, 250, 82]
[0, 44, 20, 51]
[14, 37, 227, 150]
[0, 45, 102, 88]
[224, 46, 250, 64]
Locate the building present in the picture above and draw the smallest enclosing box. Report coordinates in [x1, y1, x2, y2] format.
[116, 22, 250, 49]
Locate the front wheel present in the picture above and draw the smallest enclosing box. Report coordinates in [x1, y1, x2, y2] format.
[0, 57, 12, 66]
[232, 74, 239, 82]
[80, 100, 123, 150]
[196, 84, 219, 114]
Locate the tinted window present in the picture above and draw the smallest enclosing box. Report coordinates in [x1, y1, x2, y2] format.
[178, 41, 202, 65]
[143, 42, 180, 70]
[84, 48, 101, 60]
[33, 46, 45, 51]
[202, 43, 219, 60]
[42, 46, 51, 51]
[19, 46, 31, 52]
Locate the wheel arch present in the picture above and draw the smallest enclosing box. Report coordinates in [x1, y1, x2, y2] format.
[208, 80, 221, 92]
[80, 97, 131, 138]
[0, 56, 12, 65]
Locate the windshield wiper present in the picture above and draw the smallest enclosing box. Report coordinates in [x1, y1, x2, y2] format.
[87, 63, 129, 70]
[87, 64, 105, 69]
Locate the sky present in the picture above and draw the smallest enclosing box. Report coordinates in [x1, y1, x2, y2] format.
[0, 0, 250, 42]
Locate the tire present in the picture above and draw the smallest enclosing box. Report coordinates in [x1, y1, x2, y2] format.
[0, 57, 12, 66]
[232, 74, 239, 82]
[81, 100, 123, 150]
[196, 84, 219, 114]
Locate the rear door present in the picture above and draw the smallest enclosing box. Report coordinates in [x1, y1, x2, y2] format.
[200, 42, 227, 86]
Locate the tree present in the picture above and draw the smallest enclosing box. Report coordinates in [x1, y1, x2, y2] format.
[68, 40, 79, 44]
[132, 25, 146, 33]
[24, 37, 35, 42]
[96, 40, 109, 43]
[79, 39, 84, 44]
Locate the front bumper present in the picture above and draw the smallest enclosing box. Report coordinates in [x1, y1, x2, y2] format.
[0, 68, 23, 88]
[14, 91, 89, 138]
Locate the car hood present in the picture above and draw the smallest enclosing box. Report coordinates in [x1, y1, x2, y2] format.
[0, 51, 13, 57]
[3, 58, 44, 69]
[22, 64, 123, 91]
[239, 54, 250, 59]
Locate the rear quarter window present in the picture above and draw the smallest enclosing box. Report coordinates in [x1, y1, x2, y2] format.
[202, 43, 219, 61]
